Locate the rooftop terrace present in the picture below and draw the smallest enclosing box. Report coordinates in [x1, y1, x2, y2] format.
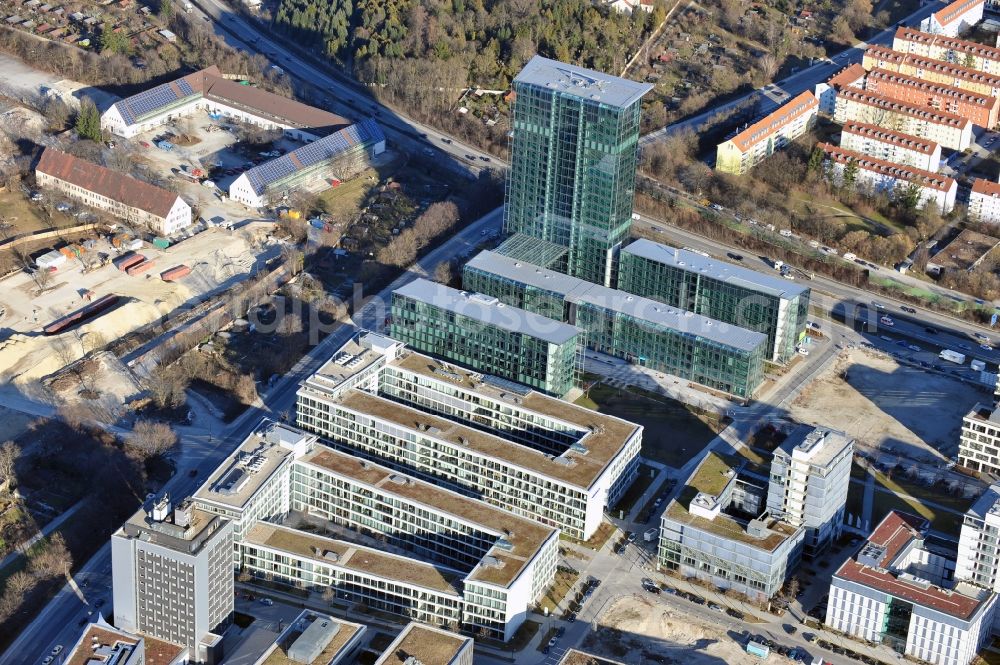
[374, 623, 472, 665]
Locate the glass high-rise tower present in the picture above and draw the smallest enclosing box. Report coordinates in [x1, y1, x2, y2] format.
[503, 56, 652, 286]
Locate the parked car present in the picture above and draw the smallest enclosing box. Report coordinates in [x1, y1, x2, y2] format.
[259, 598, 273, 606]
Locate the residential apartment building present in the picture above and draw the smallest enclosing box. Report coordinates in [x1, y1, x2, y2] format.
[969, 178, 1000, 224]
[826, 511, 996, 665]
[817, 143, 958, 213]
[111, 495, 233, 663]
[863, 45, 1000, 99]
[657, 452, 805, 601]
[373, 622, 474, 665]
[766, 426, 853, 556]
[101, 66, 348, 140]
[865, 68, 999, 129]
[230, 119, 385, 208]
[839, 121, 941, 171]
[919, 0, 984, 37]
[893, 27, 1000, 76]
[617, 238, 811, 364]
[814, 63, 866, 115]
[389, 278, 585, 397]
[956, 485, 1000, 594]
[35, 148, 191, 235]
[462, 251, 768, 398]
[185, 419, 560, 641]
[833, 87, 973, 151]
[295, 332, 642, 540]
[715, 91, 819, 175]
[502, 55, 652, 286]
[960, 402, 1000, 475]
[62, 620, 187, 665]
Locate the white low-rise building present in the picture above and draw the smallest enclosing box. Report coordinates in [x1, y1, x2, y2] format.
[814, 63, 866, 115]
[826, 511, 996, 665]
[818, 143, 957, 213]
[919, 0, 984, 37]
[893, 26, 1000, 75]
[970, 178, 1000, 224]
[840, 121, 941, 171]
[834, 87, 973, 151]
[35, 148, 190, 235]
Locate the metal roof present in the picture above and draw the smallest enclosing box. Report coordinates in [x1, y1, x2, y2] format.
[243, 118, 384, 195]
[514, 55, 652, 109]
[393, 277, 584, 346]
[621, 238, 809, 299]
[464, 251, 767, 352]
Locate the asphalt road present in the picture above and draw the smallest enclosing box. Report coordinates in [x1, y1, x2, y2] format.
[0, 208, 504, 665]
[639, 0, 942, 146]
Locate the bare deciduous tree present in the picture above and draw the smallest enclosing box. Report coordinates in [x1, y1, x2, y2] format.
[128, 420, 178, 459]
[0, 440, 19, 493]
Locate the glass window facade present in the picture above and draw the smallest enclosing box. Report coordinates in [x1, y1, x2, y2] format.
[504, 78, 643, 286]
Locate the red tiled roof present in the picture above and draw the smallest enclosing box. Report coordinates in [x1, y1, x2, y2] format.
[864, 45, 1000, 88]
[841, 121, 938, 156]
[729, 91, 818, 152]
[837, 87, 971, 129]
[200, 76, 348, 133]
[933, 0, 983, 27]
[867, 68, 997, 109]
[895, 26, 1000, 62]
[818, 142, 956, 192]
[826, 63, 866, 90]
[834, 511, 986, 621]
[972, 178, 1000, 198]
[36, 148, 183, 218]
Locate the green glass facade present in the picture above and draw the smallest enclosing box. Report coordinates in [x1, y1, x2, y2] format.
[618, 241, 811, 363]
[505, 57, 651, 286]
[388, 280, 583, 397]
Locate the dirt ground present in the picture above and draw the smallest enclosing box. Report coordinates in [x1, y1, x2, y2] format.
[789, 348, 990, 460]
[0, 404, 33, 442]
[584, 596, 759, 665]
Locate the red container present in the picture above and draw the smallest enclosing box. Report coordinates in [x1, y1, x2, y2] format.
[126, 259, 154, 276]
[160, 265, 191, 281]
[114, 253, 144, 271]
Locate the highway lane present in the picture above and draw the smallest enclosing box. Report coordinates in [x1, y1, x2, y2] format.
[639, 0, 941, 146]
[0, 208, 504, 665]
[185, 0, 503, 174]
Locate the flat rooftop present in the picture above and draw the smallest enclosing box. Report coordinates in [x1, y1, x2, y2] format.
[119, 502, 224, 556]
[245, 522, 464, 595]
[464, 251, 767, 352]
[193, 421, 315, 510]
[559, 650, 628, 665]
[666, 453, 799, 552]
[622, 238, 808, 299]
[374, 623, 472, 665]
[66, 625, 183, 665]
[928, 228, 1000, 271]
[775, 426, 853, 467]
[263, 611, 364, 665]
[965, 483, 1000, 522]
[393, 277, 584, 346]
[298, 444, 556, 587]
[514, 55, 652, 109]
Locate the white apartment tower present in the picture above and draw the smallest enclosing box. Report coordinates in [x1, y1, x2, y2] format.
[766, 426, 853, 555]
[957, 485, 1000, 593]
[111, 495, 233, 663]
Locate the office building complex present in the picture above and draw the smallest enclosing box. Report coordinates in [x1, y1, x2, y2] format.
[503, 56, 652, 286]
[111, 495, 233, 662]
[833, 88, 973, 151]
[766, 426, 853, 555]
[814, 63, 866, 115]
[389, 278, 585, 396]
[35, 148, 191, 236]
[62, 620, 187, 665]
[657, 452, 805, 600]
[826, 511, 996, 665]
[715, 91, 819, 175]
[969, 179, 1000, 224]
[373, 622, 474, 665]
[817, 143, 957, 213]
[892, 27, 1000, 75]
[919, 0, 984, 37]
[617, 239, 810, 363]
[296, 332, 642, 540]
[960, 402, 1000, 475]
[956, 485, 1000, 593]
[864, 68, 999, 129]
[839, 121, 941, 172]
[863, 45, 1000, 99]
[185, 420, 559, 641]
[463, 250, 768, 397]
[230, 119, 385, 208]
[253, 611, 367, 665]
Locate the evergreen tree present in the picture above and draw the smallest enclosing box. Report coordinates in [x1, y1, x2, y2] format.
[75, 99, 102, 142]
[159, 0, 173, 19]
[99, 24, 131, 54]
[842, 158, 859, 188]
[807, 146, 825, 173]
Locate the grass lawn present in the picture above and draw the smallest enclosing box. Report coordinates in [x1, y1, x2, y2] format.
[576, 383, 724, 469]
[848, 477, 965, 536]
[866, 466, 976, 514]
[538, 569, 579, 615]
[563, 520, 617, 552]
[478, 619, 540, 651]
[0, 190, 63, 235]
[317, 168, 381, 218]
[609, 464, 657, 518]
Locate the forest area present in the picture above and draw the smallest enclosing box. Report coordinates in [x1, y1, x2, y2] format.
[271, 0, 666, 153]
